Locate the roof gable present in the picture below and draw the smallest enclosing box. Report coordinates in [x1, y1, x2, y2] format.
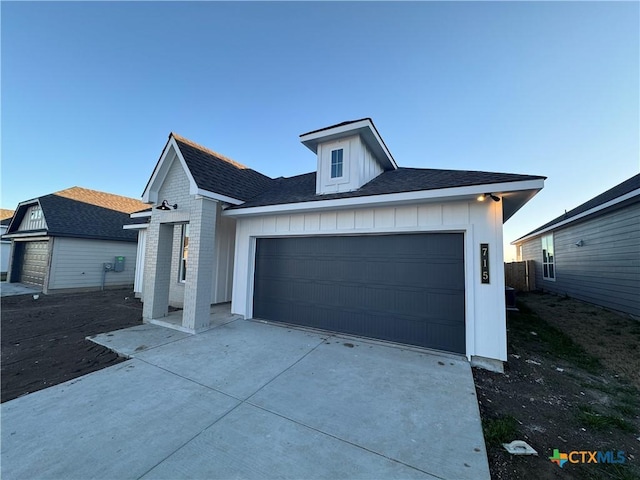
[5, 187, 146, 242]
[514, 173, 640, 243]
[300, 118, 397, 171]
[143, 133, 274, 205]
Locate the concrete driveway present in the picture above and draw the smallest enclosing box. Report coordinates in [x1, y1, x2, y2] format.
[1, 318, 490, 480]
[0, 281, 42, 297]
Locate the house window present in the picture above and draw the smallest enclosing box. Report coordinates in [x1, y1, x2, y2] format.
[541, 234, 555, 280]
[30, 207, 42, 220]
[179, 224, 189, 283]
[330, 149, 343, 178]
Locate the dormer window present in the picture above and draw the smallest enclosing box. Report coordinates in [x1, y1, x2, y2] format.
[331, 149, 344, 178]
[30, 207, 42, 220]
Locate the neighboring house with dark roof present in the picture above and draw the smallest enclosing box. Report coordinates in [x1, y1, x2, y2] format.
[513, 173, 640, 317]
[1, 209, 15, 276]
[3, 187, 148, 293]
[138, 118, 545, 370]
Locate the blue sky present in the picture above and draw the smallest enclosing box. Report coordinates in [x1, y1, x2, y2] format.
[2, 1, 638, 260]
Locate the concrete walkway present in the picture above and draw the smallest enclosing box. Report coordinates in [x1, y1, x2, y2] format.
[0, 282, 42, 297]
[1, 318, 490, 480]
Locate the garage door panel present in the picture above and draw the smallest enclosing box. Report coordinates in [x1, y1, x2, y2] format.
[253, 234, 465, 354]
[18, 241, 49, 286]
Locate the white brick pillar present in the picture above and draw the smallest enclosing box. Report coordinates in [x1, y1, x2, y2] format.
[182, 197, 217, 331]
[142, 221, 173, 321]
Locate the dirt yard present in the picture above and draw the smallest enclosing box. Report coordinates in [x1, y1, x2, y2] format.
[1, 288, 142, 403]
[2, 287, 639, 479]
[474, 292, 640, 480]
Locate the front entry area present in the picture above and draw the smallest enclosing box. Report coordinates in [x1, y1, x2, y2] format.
[253, 233, 466, 354]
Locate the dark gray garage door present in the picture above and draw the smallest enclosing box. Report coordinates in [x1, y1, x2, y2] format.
[18, 241, 49, 286]
[253, 234, 465, 354]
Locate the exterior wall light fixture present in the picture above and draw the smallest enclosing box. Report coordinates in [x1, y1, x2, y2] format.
[477, 193, 501, 202]
[156, 200, 178, 211]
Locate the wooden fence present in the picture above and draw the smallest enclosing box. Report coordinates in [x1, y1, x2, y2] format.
[504, 260, 536, 292]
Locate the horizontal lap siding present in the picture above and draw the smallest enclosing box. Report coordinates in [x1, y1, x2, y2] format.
[48, 237, 137, 290]
[520, 203, 640, 316]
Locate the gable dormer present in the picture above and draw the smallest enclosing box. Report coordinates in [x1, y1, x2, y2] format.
[300, 118, 397, 195]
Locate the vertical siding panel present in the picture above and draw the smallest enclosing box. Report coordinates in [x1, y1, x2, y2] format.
[276, 216, 290, 232]
[374, 208, 394, 228]
[290, 214, 304, 232]
[443, 203, 469, 225]
[395, 206, 418, 227]
[519, 203, 640, 315]
[18, 205, 48, 231]
[320, 212, 337, 231]
[355, 209, 374, 229]
[337, 211, 355, 230]
[418, 205, 443, 226]
[304, 214, 320, 231]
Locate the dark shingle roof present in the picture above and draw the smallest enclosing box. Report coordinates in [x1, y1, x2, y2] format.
[173, 134, 274, 202]
[516, 173, 640, 241]
[53, 187, 148, 214]
[38, 195, 138, 241]
[230, 167, 545, 209]
[7, 187, 148, 242]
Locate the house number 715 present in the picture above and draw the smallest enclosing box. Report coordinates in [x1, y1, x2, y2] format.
[480, 243, 490, 284]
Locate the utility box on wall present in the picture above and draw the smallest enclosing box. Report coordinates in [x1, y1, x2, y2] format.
[114, 256, 125, 272]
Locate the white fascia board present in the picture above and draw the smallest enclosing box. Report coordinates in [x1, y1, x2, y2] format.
[224, 178, 545, 218]
[2, 232, 48, 240]
[130, 210, 152, 218]
[143, 138, 199, 204]
[6, 199, 40, 233]
[123, 224, 148, 230]
[512, 187, 640, 245]
[300, 120, 372, 150]
[194, 188, 244, 205]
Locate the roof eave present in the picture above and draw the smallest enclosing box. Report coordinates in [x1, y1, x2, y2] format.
[224, 178, 545, 218]
[512, 187, 640, 244]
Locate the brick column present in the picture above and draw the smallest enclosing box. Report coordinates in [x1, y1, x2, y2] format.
[182, 197, 217, 331]
[142, 220, 173, 321]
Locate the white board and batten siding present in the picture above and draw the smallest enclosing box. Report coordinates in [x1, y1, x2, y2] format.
[520, 202, 640, 316]
[48, 237, 137, 290]
[316, 135, 384, 195]
[231, 199, 508, 362]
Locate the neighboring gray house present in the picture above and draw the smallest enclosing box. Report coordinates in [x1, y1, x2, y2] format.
[137, 118, 545, 368]
[3, 187, 148, 293]
[513, 173, 640, 317]
[1, 209, 15, 277]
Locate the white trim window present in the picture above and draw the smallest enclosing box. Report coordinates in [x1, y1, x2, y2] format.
[179, 224, 189, 283]
[330, 148, 344, 178]
[541, 234, 555, 280]
[30, 207, 42, 220]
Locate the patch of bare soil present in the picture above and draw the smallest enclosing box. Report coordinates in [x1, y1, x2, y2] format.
[1, 288, 142, 403]
[474, 292, 640, 480]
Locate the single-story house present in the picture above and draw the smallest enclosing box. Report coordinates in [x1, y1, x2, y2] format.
[513, 173, 640, 317]
[137, 118, 545, 368]
[1, 209, 15, 276]
[3, 187, 148, 293]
